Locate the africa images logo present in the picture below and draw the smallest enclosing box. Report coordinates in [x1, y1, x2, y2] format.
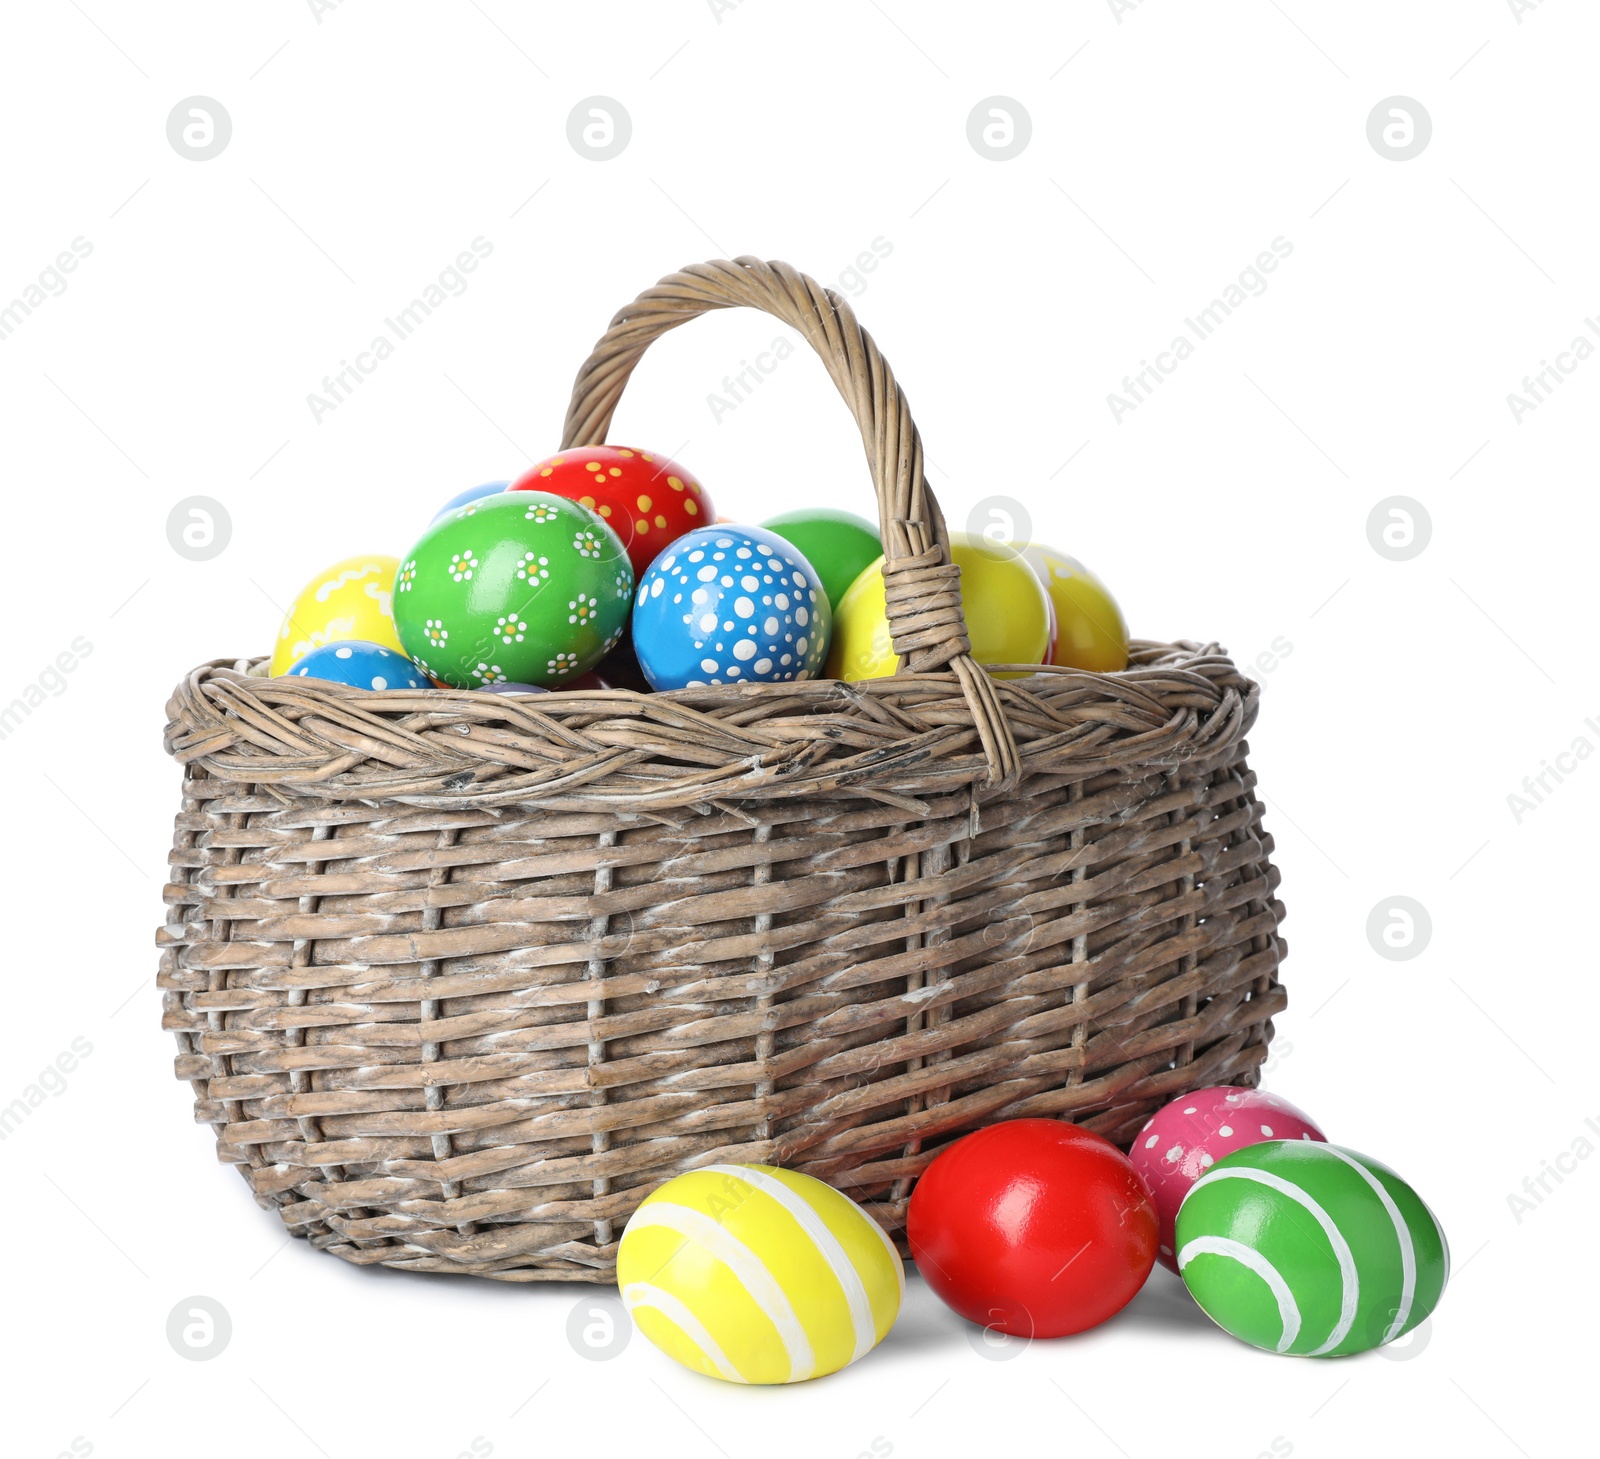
[1106, 238, 1294, 422]
[306, 237, 494, 422]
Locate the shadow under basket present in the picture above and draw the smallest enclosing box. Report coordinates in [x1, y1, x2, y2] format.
[156, 257, 1288, 1282]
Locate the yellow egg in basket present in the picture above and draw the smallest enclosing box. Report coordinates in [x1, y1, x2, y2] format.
[268, 553, 404, 676]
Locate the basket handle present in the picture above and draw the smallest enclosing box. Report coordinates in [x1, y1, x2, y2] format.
[559, 256, 1019, 786]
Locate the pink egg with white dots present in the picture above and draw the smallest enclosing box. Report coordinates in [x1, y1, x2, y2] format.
[1128, 1085, 1327, 1272]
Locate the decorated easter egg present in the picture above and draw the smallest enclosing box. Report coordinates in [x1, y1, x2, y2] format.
[1176, 1141, 1449, 1357]
[761, 508, 883, 613]
[1020, 544, 1129, 673]
[1130, 1087, 1327, 1272]
[631, 525, 831, 690]
[826, 533, 1051, 682]
[908, 1119, 1157, 1338]
[268, 554, 404, 676]
[285, 639, 427, 690]
[617, 1164, 903, 1385]
[509, 445, 712, 577]
[430, 480, 510, 524]
[392, 491, 632, 689]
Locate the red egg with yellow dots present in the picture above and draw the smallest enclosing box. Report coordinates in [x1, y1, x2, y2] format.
[509, 445, 713, 577]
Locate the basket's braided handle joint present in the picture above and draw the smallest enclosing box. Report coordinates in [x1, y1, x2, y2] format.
[558, 256, 1019, 785]
[881, 544, 968, 671]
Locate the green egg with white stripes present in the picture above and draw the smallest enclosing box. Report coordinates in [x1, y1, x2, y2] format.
[1175, 1141, 1449, 1357]
[617, 1164, 904, 1384]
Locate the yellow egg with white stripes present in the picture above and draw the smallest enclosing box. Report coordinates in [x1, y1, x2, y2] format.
[618, 1164, 904, 1384]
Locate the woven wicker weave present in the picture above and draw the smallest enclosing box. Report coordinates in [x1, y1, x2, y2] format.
[157, 258, 1287, 1282]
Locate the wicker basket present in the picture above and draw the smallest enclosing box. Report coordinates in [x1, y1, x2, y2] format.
[157, 257, 1287, 1282]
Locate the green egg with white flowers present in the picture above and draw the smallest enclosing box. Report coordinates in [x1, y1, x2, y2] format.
[392, 491, 633, 688]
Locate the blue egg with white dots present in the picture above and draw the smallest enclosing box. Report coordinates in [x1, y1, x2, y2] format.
[284, 639, 429, 691]
[632, 525, 832, 690]
[429, 480, 510, 524]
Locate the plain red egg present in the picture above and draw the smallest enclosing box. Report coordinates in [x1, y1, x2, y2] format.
[907, 1118, 1157, 1338]
[509, 445, 712, 577]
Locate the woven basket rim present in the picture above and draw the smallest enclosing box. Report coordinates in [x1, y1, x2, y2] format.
[163, 638, 1259, 814]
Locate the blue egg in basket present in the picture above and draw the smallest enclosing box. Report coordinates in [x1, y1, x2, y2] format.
[285, 640, 428, 690]
[631, 524, 831, 690]
[429, 480, 510, 524]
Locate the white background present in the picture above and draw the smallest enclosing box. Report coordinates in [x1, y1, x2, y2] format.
[2, 2, 1594, 1456]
